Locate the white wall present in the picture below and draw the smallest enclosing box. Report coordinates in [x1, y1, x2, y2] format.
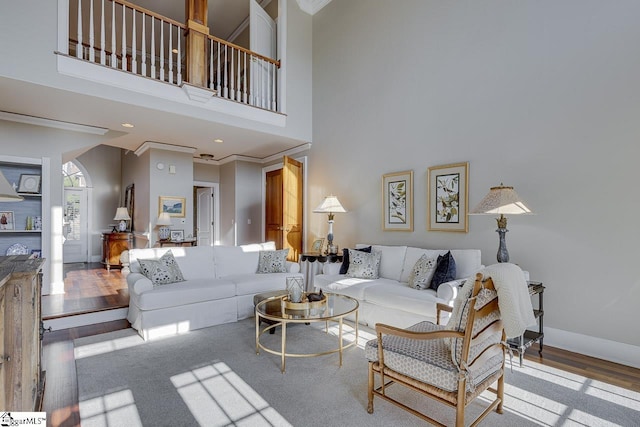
[311, 0, 640, 365]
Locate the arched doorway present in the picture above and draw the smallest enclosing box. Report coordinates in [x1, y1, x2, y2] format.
[62, 161, 90, 263]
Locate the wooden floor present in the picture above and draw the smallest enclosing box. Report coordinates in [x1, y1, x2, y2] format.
[40, 265, 640, 426]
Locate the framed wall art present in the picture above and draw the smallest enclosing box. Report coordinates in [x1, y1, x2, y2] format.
[170, 230, 184, 241]
[382, 170, 413, 231]
[428, 162, 469, 232]
[159, 196, 186, 217]
[0, 211, 14, 230]
[18, 174, 41, 193]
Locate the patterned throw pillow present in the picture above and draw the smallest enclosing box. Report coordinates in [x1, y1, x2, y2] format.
[408, 254, 438, 289]
[339, 246, 372, 274]
[430, 251, 457, 290]
[257, 248, 290, 273]
[346, 249, 381, 279]
[138, 250, 185, 286]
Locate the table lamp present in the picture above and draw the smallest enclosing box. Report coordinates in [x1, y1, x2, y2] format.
[156, 212, 172, 240]
[113, 207, 131, 232]
[469, 184, 532, 263]
[313, 195, 347, 254]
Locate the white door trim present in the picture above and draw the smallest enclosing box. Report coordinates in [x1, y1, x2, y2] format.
[194, 181, 220, 245]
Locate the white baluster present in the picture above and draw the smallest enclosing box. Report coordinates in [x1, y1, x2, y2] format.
[223, 44, 228, 98]
[168, 23, 173, 84]
[230, 48, 235, 101]
[100, 0, 105, 65]
[236, 50, 242, 101]
[76, 0, 82, 59]
[160, 20, 165, 81]
[131, 10, 137, 74]
[177, 29, 182, 85]
[216, 41, 221, 94]
[249, 55, 254, 106]
[121, 3, 126, 70]
[272, 62, 276, 111]
[243, 52, 247, 104]
[141, 13, 146, 76]
[111, 0, 116, 67]
[209, 39, 214, 90]
[151, 18, 156, 78]
[89, 0, 94, 62]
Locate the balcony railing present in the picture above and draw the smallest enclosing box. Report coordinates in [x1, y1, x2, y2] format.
[68, 0, 280, 112]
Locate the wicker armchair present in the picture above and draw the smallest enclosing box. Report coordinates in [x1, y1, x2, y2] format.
[365, 273, 506, 426]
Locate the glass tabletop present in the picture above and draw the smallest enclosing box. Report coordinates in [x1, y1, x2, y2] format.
[256, 292, 358, 322]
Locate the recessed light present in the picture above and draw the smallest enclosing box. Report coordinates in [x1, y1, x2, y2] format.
[121, 123, 134, 128]
[214, 138, 223, 143]
[172, 48, 178, 54]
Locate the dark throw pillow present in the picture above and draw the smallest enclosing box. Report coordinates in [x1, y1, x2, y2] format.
[339, 246, 372, 274]
[430, 251, 456, 290]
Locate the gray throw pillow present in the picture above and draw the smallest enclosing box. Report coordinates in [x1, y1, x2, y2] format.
[430, 251, 456, 290]
[257, 248, 290, 273]
[408, 254, 438, 289]
[138, 250, 185, 286]
[346, 249, 381, 279]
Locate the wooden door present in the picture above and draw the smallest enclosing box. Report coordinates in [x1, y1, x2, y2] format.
[265, 169, 283, 248]
[282, 156, 303, 262]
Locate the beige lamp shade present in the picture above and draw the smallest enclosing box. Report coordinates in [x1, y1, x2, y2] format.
[0, 171, 23, 202]
[313, 195, 347, 214]
[469, 185, 532, 216]
[113, 207, 131, 221]
[156, 212, 172, 226]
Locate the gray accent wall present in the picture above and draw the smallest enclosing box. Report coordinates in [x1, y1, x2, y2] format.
[311, 0, 640, 353]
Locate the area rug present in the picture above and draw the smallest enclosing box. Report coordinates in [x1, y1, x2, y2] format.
[75, 319, 640, 426]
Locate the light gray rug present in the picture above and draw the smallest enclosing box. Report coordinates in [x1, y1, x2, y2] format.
[75, 319, 640, 426]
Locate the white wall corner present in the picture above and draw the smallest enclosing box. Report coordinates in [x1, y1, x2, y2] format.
[545, 327, 640, 370]
[296, 0, 332, 15]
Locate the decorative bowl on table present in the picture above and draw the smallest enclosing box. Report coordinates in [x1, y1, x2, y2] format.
[281, 292, 327, 310]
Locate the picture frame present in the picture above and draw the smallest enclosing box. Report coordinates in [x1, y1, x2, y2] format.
[18, 174, 41, 194]
[428, 162, 469, 232]
[159, 196, 186, 217]
[170, 230, 184, 241]
[311, 238, 324, 253]
[382, 170, 413, 231]
[30, 249, 42, 259]
[0, 211, 14, 230]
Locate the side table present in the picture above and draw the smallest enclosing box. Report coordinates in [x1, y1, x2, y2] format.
[507, 281, 544, 366]
[299, 252, 343, 292]
[101, 232, 133, 271]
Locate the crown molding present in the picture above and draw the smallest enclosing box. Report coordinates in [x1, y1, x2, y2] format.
[227, 0, 273, 42]
[193, 142, 311, 166]
[0, 111, 108, 135]
[135, 141, 196, 156]
[296, 0, 332, 15]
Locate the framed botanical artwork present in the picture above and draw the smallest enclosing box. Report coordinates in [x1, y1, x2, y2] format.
[159, 196, 186, 217]
[382, 170, 413, 231]
[170, 230, 184, 241]
[311, 238, 324, 253]
[428, 162, 469, 232]
[0, 211, 14, 230]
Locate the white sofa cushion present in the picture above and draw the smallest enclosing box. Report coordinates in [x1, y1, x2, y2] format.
[129, 247, 216, 280]
[314, 274, 397, 300]
[133, 278, 236, 311]
[233, 272, 294, 296]
[214, 245, 260, 277]
[364, 282, 441, 319]
[365, 245, 407, 281]
[449, 249, 482, 279]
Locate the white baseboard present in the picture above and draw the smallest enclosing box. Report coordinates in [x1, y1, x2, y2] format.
[44, 308, 128, 331]
[545, 327, 640, 369]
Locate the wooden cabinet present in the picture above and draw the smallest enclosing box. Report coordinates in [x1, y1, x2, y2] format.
[101, 232, 133, 270]
[0, 255, 45, 411]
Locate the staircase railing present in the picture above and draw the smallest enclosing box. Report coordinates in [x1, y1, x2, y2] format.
[68, 0, 280, 112]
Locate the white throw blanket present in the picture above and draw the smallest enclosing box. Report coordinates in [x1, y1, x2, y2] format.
[477, 263, 536, 339]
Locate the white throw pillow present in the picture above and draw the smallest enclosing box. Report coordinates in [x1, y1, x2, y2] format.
[408, 254, 438, 289]
[346, 249, 381, 279]
[138, 250, 185, 286]
[257, 248, 289, 273]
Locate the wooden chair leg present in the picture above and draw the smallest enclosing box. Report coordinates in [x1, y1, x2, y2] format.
[497, 373, 505, 414]
[367, 362, 374, 414]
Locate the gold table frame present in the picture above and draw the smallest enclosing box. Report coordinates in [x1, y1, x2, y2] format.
[255, 293, 359, 373]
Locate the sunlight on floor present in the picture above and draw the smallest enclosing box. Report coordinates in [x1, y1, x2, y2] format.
[80, 389, 143, 427]
[74, 334, 144, 360]
[171, 361, 292, 427]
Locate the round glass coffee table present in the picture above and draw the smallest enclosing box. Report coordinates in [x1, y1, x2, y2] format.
[255, 292, 359, 373]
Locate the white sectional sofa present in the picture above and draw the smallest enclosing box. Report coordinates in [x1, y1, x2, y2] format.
[126, 243, 302, 340]
[314, 245, 483, 329]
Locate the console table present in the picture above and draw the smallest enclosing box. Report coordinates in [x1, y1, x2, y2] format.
[507, 281, 544, 366]
[101, 232, 133, 271]
[299, 253, 343, 292]
[158, 239, 197, 247]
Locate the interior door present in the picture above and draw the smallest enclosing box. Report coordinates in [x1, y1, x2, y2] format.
[196, 187, 213, 246]
[250, 0, 276, 108]
[282, 156, 303, 262]
[265, 169, 283, 248]
[63, 187, 88, 263]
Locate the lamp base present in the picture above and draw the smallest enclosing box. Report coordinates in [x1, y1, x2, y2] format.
[496, 228, 509, 263]
[118, 220, 128, 232]
[159, 226, 170, 240]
